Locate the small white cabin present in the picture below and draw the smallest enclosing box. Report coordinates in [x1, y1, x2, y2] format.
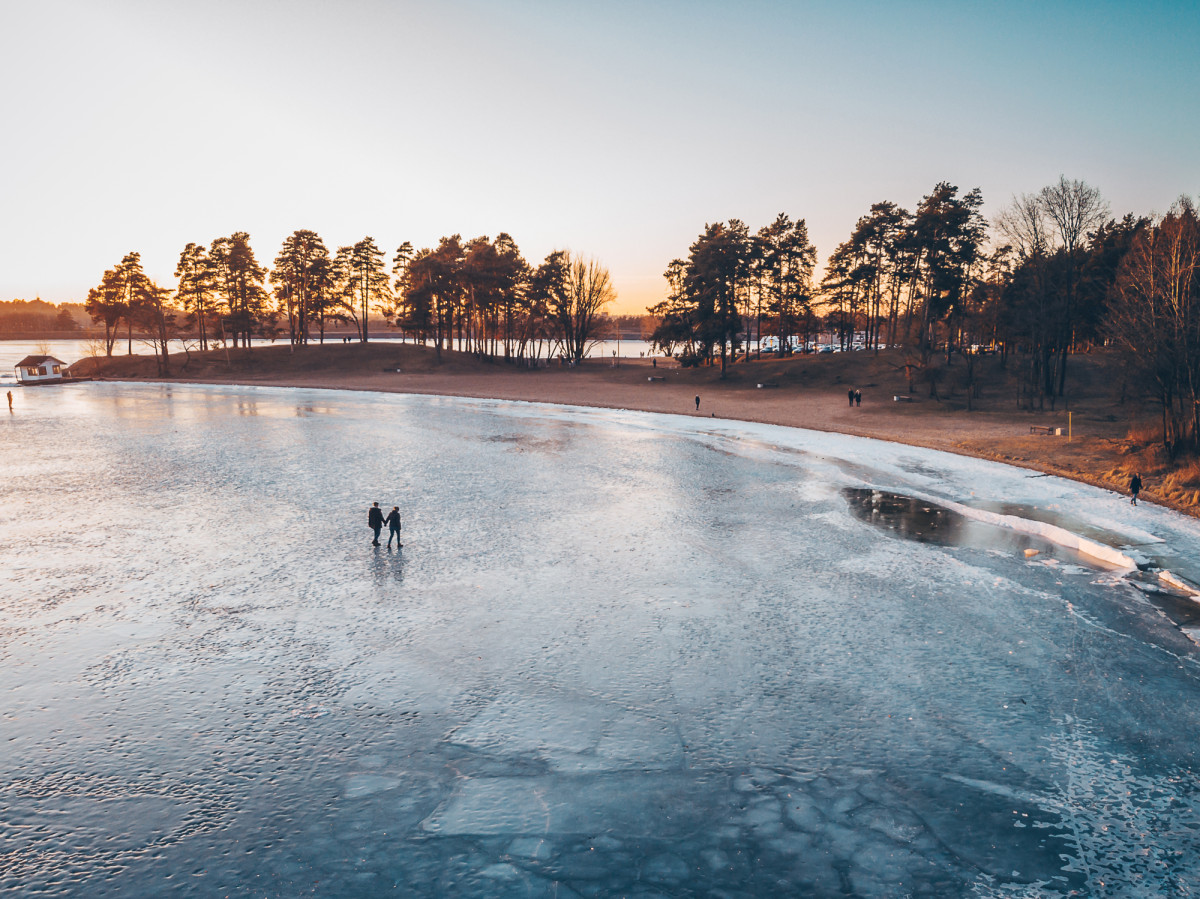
[15, 355, 66, 384]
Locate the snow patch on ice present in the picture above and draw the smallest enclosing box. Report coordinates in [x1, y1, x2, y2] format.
[795, 481, 842, 503]
[1159, 570, 1200, 598]
[934, 498, 1137, 570]
[1122, 548, 1153, 569]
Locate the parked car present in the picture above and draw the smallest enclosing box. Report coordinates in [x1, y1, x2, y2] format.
[760, 336, 809, 353]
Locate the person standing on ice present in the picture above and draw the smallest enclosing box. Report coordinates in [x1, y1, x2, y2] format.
[368, 502, 384, 545]
[384, 506, 402, 548]
[1130, 472, 1143, 506]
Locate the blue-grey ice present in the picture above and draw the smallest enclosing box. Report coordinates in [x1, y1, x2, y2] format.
[3, 382, 1200, 897]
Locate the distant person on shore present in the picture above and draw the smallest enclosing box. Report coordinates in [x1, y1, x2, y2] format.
[695, 395, 700, 411]
[384, 506, 402, 548]
[848, 388, 854, 407]
[368, 502, 384, 545]
[855, 389, 862, 407]
[1130, 472, 1143, 506]
[6, 391, 11, 412]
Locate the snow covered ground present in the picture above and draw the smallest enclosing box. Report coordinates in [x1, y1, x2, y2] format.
[3, 383, 1200, 897]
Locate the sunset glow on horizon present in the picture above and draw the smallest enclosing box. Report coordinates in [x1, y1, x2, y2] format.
[2, 0, 1197, 314]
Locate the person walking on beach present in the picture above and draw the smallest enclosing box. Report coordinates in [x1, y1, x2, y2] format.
[6, 391, 11, 412]
[694, 395, 700, 411]
[1130, 472, 1143, 506]
[368, 502, 384, 546]
[384, 506, 402, 548]
[854, 389, 862, 407]
[848, 388, 855, 407]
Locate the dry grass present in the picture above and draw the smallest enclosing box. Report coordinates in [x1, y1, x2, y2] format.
[1160, 458, 1200, 507]
[1104, 417, 1200, 508]
[1126, 420, 1163, 446]
[1168, 458, 1200, 490]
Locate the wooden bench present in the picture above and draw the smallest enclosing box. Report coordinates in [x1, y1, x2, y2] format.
[1029, 425, 1054, 435]
[893, 395, 912, 403]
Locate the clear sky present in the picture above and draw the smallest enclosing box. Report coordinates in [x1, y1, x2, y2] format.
[2, 0, 1197, 313]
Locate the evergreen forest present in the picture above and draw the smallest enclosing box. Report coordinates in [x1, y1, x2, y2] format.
[652, 178, 1200, 456]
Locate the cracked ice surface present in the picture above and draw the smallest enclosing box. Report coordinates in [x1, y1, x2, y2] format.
[3, 382, 1200, 897]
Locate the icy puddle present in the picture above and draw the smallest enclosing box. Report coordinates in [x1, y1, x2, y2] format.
[843, 487, 1071, 558]
[3, 383, 1200, 897]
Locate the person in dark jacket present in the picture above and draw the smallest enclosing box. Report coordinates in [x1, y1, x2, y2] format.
[848, 388, 855, 407]
[384, 506, 402, 548]
[854, 388, 862, 407]
[1130, 472, 1143, 506]
[368, 502, 384, 545]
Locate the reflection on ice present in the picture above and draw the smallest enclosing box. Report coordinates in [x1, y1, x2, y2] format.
[3, 383, 1200, 897]
[843, 486, 1068, 558]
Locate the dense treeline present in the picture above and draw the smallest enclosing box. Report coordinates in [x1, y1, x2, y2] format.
[650, 215, 818, 375]
[400, 236, 614, 364]
[46, 181, 1200, 457]
[0, 299, 83, 333]
[82, 231, 617, 374]
[650, 183, 988, 370]
[653, 178, 1200, 455]
[1107, 198, 1200, 456]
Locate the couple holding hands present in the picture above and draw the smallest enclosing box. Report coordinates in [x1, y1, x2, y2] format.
[368, 502, 402, 548]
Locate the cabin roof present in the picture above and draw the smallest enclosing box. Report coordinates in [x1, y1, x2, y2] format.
[15, 355, 65, 368]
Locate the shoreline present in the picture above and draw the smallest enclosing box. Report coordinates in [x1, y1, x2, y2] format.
[67, 343, 1193, 518]
[164, 373, 1156, 510]
[103, 372, 1200, 615]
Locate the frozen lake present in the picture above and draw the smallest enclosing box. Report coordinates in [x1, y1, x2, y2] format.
[3, 383, 1200, 897]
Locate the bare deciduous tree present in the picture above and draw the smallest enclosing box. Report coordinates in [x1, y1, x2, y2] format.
[995, 193, 1051, 259]
[1042, 176, 1110, 394]
[995, 177, 1110, 403]
[555, 254, 615, 363]
[1108, 197, 1200, 455]
[1041, 176, 1110, 255]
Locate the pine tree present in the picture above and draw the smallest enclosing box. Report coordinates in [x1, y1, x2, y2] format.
[271, 230, 331, 348]
[210, 233, 269, 348]
[347, 237, 390, 343]
[175, 243, 217, 350]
